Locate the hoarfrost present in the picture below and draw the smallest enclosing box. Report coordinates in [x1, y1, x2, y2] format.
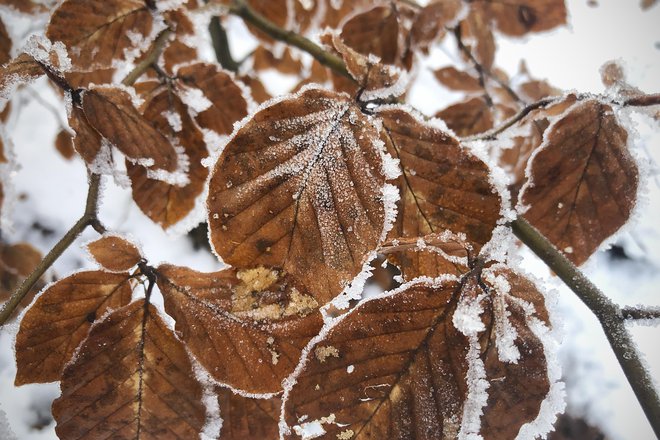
[189, 356, 223, 440]
[0, 407, 17, 440]
[162, 110, 183, 132]
[179, 86, 213, 114]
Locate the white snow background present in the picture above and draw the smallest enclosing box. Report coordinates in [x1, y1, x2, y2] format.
[1, 0, 659, 439]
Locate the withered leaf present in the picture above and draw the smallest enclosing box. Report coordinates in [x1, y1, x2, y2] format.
[128, 85, 208, 229]
[436, 96, 495, 137]
[243, 0, 290, 44]
[641, 0, 658, 9]
[282, 266, 555, 439]
[86, 235, 143, 272]
[207, 87, 390, 305]
[433, 66, 483, 92]
[68, 106, 103, 165]
[46, 0, 154, 71]
[253, 46, 304, 75]
[240, 74, 271, 104]
[460, 5, 496, 70]
[410, 0, 462, 52]
[65, 68, 115, 89]
[340, 5, 402, 66]
[520, 99, 639, 265]
[54, 128, 75, 160]
[0, 0, 50, 14]
[217, 388, 281, 439]
[0, 242, 44, 319]
[52, 300, 208, 439]
[176, 62, 250, 136]
[483, 0, 568, 37]
[15, 271, 133, 385]
[82, 87, 180, 173]
[379, 106, 502, 252]
[157, 264, 323, 394]
[0, 17, 11, 66]
[0, 52, 43, 98]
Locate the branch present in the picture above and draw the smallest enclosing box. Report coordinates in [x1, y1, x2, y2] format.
[209, 17, 240, 72]
[621, 306, 660, 322]
[121, 28, 173, 87]
[511, 218, 660, 438]
[0, 173, 105, 325]
[228, 0, 352, 81]
[622, 93, 660, 107]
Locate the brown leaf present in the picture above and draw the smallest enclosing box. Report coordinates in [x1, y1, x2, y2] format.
[207, 87, 390, 305]
[239, 74, 271, 103]
[54, 129, 75, 160]
[128, 85, 208, 229]
[0, 242, 44, 316]
[518, 79, 561, 102]
[86, 235, 143, 272]
[433, 66, 483, 92]
[0, 52, 43, 98]
[65, 68, 115, 89]
[460, 5, 496, 70]
[14, 271, 133, 385]
[520, 99, 639, 264]
[641, 0, 658, 9]
[0, 0, 50, 14]
[46, 0, 154, 70]
[244, 0, 290, 43]
[320, 0, 375, 29]
[82, 86, 180, 173]
[217, 388, 281, 439]
[436, 96, 495, 137]
[379, 106, 502, 272]
[157, 264, 323, 394]
[410, 0, 462, 52]
[68, 106, 103, 164]
[340, 5, 401, 66]
[176, 62, 250, 136]
[282, 266, 555, 439]
[0, 17, 11, 66]
[253, 46, 304, 75]
[483, 0, 568, 37]
[52, 300, 208, 439]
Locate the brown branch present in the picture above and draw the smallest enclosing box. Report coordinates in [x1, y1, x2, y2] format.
[0, 173, 105, 325]
[209, 17, 240, 72]
[121, 28, 172, 87]
[622, 93, 660, 107]
[511, 218, 660, 438]
[228, 0, 352, 81]
[621, 306, 660, 321]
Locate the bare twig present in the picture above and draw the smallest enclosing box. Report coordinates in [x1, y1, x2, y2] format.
[511, 218, 660, 437]
[0, 173, 105, 325]
[121, 28, 172, 87]
[209, 17, 240, 72]
[621, 306, 660, 322]
[228, 0, 352, 80]
[622, 93, 660, 107]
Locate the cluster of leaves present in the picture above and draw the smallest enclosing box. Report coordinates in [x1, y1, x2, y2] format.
[0, 0, 655, 439]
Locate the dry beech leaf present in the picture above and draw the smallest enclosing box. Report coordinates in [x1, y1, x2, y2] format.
[518, 79, 561, 102]
[52, 300, 208, 439]
[86, 235, 143, 272]
[14, 271, 133, 385]
[0, 52, 43, 98]
[320, 31, 405, 101]
[340, 5, 401, 66]
[82, 87, 179, 173]
[410, 0, 462, 52]
[239, 0, 290, 44]
[207, 87, 391, 305]
[0, 17, 11, 66]
[433, 66, 482, 92]
[217, 387, 281, 439]
[68, 106, 103, 164]
[520, 99, 639, 264]
[0, 0, 49, 14]
[176, 62, 250, 136]
[320, 0, 374, 29]
[482, 0, 568, 37]
[157, 264, 323, 395]
[460, 5, 496, 70]
[128, 85, 208, 229]
[436, 96, 495, 137]
[240, 74, 271, 104]
[46, 0, 154, 70]
[379, 106, 502, 252]
[253, 46, 304, 75]
[0, 242, 44, 317]
[282, 266, 555, 439]
[641, 0, 658, 9]
[65, 68, 115, 89]
[54, 128, 75, 160]
[162, 9, 197, 73]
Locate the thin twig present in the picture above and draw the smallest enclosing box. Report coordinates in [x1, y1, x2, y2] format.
[209, 17, 240, 72]
[228, 0, 352, 80]
[121, 28, 173, 87]
[621, 306, 660, 322]
[511, 218, 660, 437]
[622, 93, 660, 107]
[0, 173, 104, 325]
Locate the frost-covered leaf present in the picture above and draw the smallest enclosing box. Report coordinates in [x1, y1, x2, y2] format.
[460, 5, 496, 70]
[157, 264, 323, 394]
[481, 0, 567, 37]
[68, 106, 103, 165]
[0, 53, 43, 98]
[128, 84, 208, 229]
[82, 86, 180, 173]
[86, 234, 143, 272]
[282, 266, 558, 439]
[65, 68, 115, 89]
[0, 0, 50, 14]
[379, 106, 502, 252]
[410, 0, 462, 52]
[253, 46, 304, 75]
[14, 271, 133, 385]
[0, 18, 11, 66]
[217, 388, 281, 439]
[520, 99, 639, 265]
[52, 300, 208, 439]
[433, 66, 482, 92]
[176, 62, 250, 137]
[436, 96, 494, 137]
[46, 0, 156, 71]
[0, 242, 44, 319]
[207, 87, 392, 305]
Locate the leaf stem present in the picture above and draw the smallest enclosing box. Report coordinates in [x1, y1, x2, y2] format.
[621, 306, 660, 321]
[228, 0, 352, 80]
[511, 217, 660, 437]
[0, 173, 105, 325]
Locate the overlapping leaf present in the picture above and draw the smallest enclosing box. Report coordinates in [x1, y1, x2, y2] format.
[217, 388, 281, 439]
[519, 99, 639, 264]
[207, 87, 392, 305]
[480, 0, 567, 37]
[282, 266, 556, 439]
[157, 264, 323, 394]
[436, 96, 495, 137]
[0, 242, 44, 318]
[128, 83, 209, 229]
[52, 300, 208, 439]
[15, 271, 133, 385]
